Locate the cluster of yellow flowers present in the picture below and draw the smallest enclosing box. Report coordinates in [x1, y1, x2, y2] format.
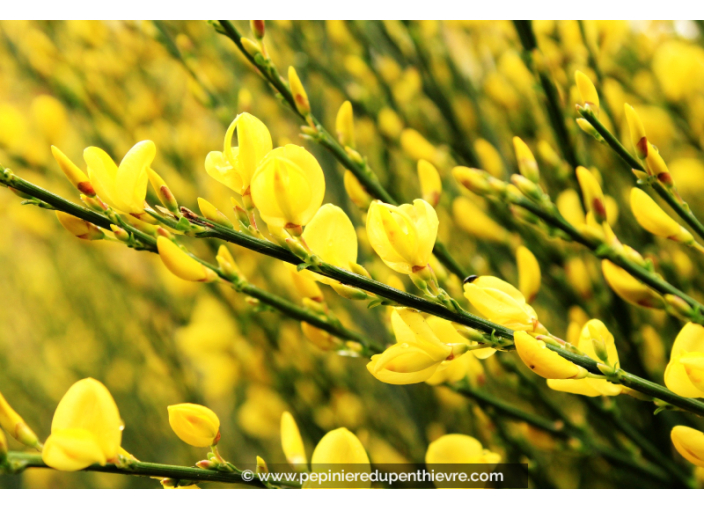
[4, 20, 704, 489]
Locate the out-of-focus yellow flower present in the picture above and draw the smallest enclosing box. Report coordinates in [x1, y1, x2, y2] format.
[452, 197, 510, 244]
[343, 170, 372, 210]
[250, 145, 325, 229]
[366, 199, 438, 275]
[630, 188, 692, 243]
[464, 276, 544, 333]
[548, 320, 621, 396]
[157, 236, 218, 283]
[514, 331, 588, 379]
[167, 403, 220, 447]
[417, 159, 442, 207]
[84, 140, 155, 214]
[671, 426, 704, 467]
[474, 138, 504, 178]
[575, 70, 600, 116]
[425, 347, 486, 386]
[205, 112, 272, 198]
[576, 166, 606, 224]
[516, 245, 540, 303]
[624, 103, 648, 159]
[302, 204, 358, 277]
[652, 40, 704, 102]
[301, 322, 338, 351]
[281, 411, 307, 470]
[288, 66, 311, 116]
[216, 245, 244, 281]
[367, 309, 466, 385]
[55, 211, 104, 241]
[557, 189, 585, 227]
[304, 427, 370, 489]
[43, 378, 122, 471]
[51, 145, 95, 196]
[336, 101, 355, 148]
[426, 434, 500, 464]
[400, 129, 437, 163]
[513, 136, 539, 183]
[601, 258, 663, 309]
[0, 389, 40, 448]
[164, 484, 200, 489]
[664, 323, 704, 398]
[31, 94, 67, 144]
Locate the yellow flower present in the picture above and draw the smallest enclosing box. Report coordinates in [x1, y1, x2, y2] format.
[425, 349, 486, 386]
[514, 331, 588, 379]
[343, 171, 372, 210]
[425, 434, 501, 488]
[463, 276, 543, 332]
[601, 259, 663, 309]
[281, 412, 307, 470]
[516, 245, 540, 303]
[671, 426, 704, 467]
[336, 100, 355, 147]
[367, 309, 468, 385]
[84, 140, 155, 214]
[198, 197, 233, 229]
[366, 199, 438, 274]
[575, 70, 600, 116]
[664, 323, 704, 398]
[55, 211, 104, 241]
[417, 159, 442, 207]
[474, 138, 505, 178]
[576, 166, 606, 224]
[167, 403, 221, 447]
[250, 144, 326, 229]
[301, 322, 338, 350]
[625, 103, 648, 159]
[302, 204, 358, 283]
[205, 112, 272, 197]
[43, 378, 122, 471]
[0, 389, 40, 448]
[452, 197, 510, 243]
[547, 320, 622, 396]
[513, 136, 539, 183]
[51, 145, 95, 196]
[288, 66, 311, 116]
[304, 427, 370, 489]
[157, 237, 218, 283]
[630, 188, 692, 243]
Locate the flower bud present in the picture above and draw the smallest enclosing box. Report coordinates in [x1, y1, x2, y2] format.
[644, 143, 671, 179]
[336, 101, 355, 148]
[511, 174, 543, 201]
[517, 245, 541, 303]
[301, 322, 339, 350]
[216, 245, 245, 282]
[109, 225, 130, 243]
[575, 70, 600, 116]
[198, 197, 234, 228]
[624, 103, 648, 159]
[241, 37, 261, 57]
[576, 118, 604, 142]
[601, 259, 663, 309]
[576, 166, 607, 224]
[56, 211, 104, 241]
[148, 168, 179, 214]
[256, 456, 269, 475]
[250, 20, 265, 40]
[671, 426, 704, 467]
[167, 403, 221, 448]
[157, 237, 218, 282]
[343, 171, 372, 209]
[0, 428, 7, 464]
[281, 412, 307, 471]
[514, 331, 588, 379]
[330, 282, 369, 300]
[0, 390, 41, 449]
[513, 136, 540, 184]
[453, 166, 493, 195]
[630, 188, 692, 243]
[417, 159, 442, 207]
[51, 145, 95, 196]
[288, 66, 310, 116]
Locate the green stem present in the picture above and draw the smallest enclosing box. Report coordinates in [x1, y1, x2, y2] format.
[578, 107, 704, 241]
[513, 20, 579, 169]
[1, 452, 300, 488]
[215, 20, 467, 279]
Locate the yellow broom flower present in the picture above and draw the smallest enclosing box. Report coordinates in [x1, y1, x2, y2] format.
[516, 245, 541, 303]
[304, 428, 370, 489]
[55, 211, 104, 241]
[288, 66, 311, 116]
[514, 331, 588, 380]
[417, 159, 442, 207]
[167, 403, 221, 447]
[576, 166, 607, 224]
[250, 145, 325, 230]
[302, 204, 358, 282]
[336, 100, 355, 147]
[84, 140, 155, 215]
[575, 70, 600, 116]
[463, 276, 543, 333]
[664, 323, 704, 398]
[625, 103, 648, 159]
[157, 237, 218, 283]
[366, 199, 438, 275]
[51, 145, 95, 196]
[630, 188, 692, 243]
[43, 378, 122, 471]
[601, 259, 663, 309]
[205, 112, 273, 198]
[281, 412, 307, 471]
[671, 426, 704, 467]
[0, 390, 40, 449]
[513, 136, 539, 183]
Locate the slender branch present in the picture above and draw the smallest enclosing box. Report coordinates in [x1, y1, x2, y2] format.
[215, 20, 468, 279]
[578, 107, 704, 241]
[1, 452, 299, 488]
[4, 170, 704, 417]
